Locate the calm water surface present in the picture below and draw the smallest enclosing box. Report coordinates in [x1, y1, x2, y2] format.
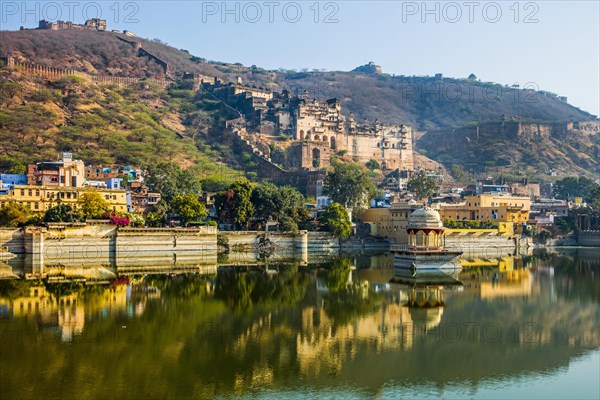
[0, 248, 598, 399]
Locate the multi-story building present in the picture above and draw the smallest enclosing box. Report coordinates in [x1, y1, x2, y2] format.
[476, 177, 540, 199]
[85, 165, 142, 184]
[0, 185, 127, 213]
[215, 80, 415, 176]
[128, 189, 161, 214]
[434, 194, 531, 223]
[292, 100, 414, 172]
[26, 153, 85, 188]
[357, 201, 421, 244]
[528, 199, 569, 226]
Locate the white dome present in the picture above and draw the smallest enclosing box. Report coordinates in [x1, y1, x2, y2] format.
[408, 208, 443, 229]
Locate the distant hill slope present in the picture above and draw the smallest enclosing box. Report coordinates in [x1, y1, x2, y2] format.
[0, 64, 243, 181]
[1, 28, 598, 178]
[2, 29, 594, 128]
[417, 120, 600, 177]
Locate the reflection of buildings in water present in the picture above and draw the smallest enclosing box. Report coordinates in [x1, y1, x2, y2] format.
[460, 255, 522, 270]
[461, 266, 535, 299]
[2, 284, 133, 341]
[84, 284, 129, 317]
[128, 285, 161, 316]
[297, 282, 451, 377]
[7, 286, 84, 342]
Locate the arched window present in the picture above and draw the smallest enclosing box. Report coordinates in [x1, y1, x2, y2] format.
[330, 136, 337, 150]
[312, 148, 321, 160]
[322, 135, 328, 143]
[299, 130, 305, 140]
[314, 135, 320, 141]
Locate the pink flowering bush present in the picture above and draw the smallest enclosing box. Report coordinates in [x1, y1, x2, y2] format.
[104, 213, 130, 226]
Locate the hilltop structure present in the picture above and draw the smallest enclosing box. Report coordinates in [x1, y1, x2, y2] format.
[23, 19, 107, 31]
[352, 62, 383, 75]
[208, 81, 414, 179]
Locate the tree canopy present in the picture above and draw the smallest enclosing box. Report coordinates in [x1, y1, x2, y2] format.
[321, 202, 352, 238]
[553, 176, 600, 202]
[214, 180, 254, 229]
[407, 170, 438, 200]
[0, 202, 32, 227]
[78, 190, 110, 219]
[144, 162, 203, 204]
[251, 182, 308, 232]
[44, 204, 81, 223]
[171, 194, 207, 226]
[324, 160, 377, 210]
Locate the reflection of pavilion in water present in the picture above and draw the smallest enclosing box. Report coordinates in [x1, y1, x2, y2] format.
[297, 273, 460, 376]
[0, 282, 161, 341]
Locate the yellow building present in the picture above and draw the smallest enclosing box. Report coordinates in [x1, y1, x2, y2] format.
[0, 185, 127, 213]
[435, 194, 531, 223]
[357, 202, 421, 244]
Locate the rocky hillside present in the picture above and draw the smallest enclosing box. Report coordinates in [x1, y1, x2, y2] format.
[0, 63, 243, 181]
[1, 28, 598, 178]
[417, 120, 600, 177]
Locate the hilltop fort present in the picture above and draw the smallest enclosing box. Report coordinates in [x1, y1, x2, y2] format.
[20, 19, 136, 37]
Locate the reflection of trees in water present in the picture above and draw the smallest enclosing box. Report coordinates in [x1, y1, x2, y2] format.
[532, 248, 600, 303]
[2, 252, 600, 399]
[320, 258, 384, 327]
[325, 257, 352, 292]
[145, 274, 213, 298]
[215, 264, 309, 313]
[0, 279, 35, 299]
[322, 284, 384, 328]
[43, 281, 84, 299]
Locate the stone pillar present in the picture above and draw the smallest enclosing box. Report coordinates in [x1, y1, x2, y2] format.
[24, 228, 45, 277]
[294, 230, 308, 265]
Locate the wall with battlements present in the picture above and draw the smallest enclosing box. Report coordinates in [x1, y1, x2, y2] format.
[3, 56, 171, 88]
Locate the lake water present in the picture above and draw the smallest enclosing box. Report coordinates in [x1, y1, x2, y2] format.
[0, 248, 598, 399]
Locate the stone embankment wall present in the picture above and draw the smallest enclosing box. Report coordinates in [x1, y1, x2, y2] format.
[443, 229, 528, 257]
[577, 230, 600, 247]
[115, 227, 217, 273]
[1, 224, 217, 279]
[221, 231, 338, 266]
[0, 225, 339, 278]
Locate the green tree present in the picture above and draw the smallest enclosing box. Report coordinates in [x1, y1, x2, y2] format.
[144, 162, 202, 203]
[44, 204, 81, 223]
[171, 194, 207, 226]
[78, 190, 110, 219]
[215, 180, 254, 229]
[0, 82, 23, 102]
[0, 156, 26, 174]
[321, 202, 352, 238]
[144, 212, 164, 227]
[365, 159, 381, 171]
[553, 176, 600, 201]
[279, 185, 309, 231]
[251, 182, 280, 222]
[324, 159, 377, 210]
[450, 165, 469, 182]
[0, 202, 32, 227]
[251, 183, 308, 232]
[407, 170, 438, 199]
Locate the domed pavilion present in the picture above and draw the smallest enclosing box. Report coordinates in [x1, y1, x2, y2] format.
[407, 208, 445, 251]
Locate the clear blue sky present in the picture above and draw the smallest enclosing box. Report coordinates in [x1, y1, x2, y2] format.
[1, 1, 599, 115]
